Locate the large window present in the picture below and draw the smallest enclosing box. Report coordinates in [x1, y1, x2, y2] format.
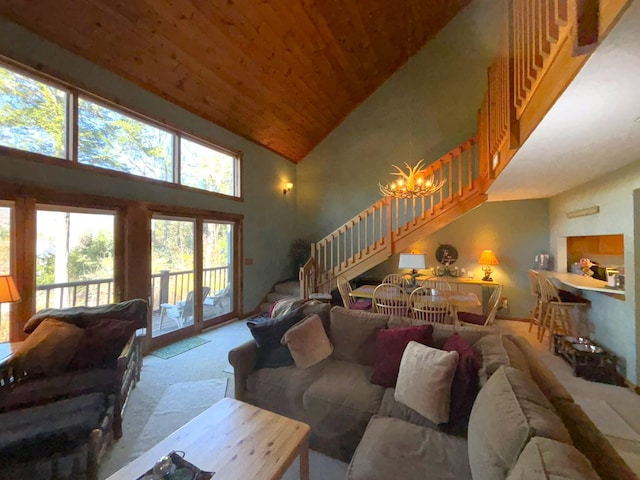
[0, 65, 67, 159]
[78, 98, 173, 181]
[36, 207, 115, 310]
[0, 61, 241, 198]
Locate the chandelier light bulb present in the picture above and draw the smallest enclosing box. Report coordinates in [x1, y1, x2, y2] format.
[378, 160, 445, 199]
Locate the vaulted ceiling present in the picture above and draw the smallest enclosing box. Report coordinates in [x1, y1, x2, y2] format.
[0, 0, 471, 163]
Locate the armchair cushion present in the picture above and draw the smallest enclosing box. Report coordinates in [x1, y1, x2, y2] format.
[68, 318, 139, 370]
[11, 319, 84, 377]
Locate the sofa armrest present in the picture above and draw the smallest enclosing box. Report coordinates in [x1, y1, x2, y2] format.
[228, 340, 258, 402]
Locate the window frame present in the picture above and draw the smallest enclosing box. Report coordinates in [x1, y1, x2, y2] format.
[0, 56, 243, 200]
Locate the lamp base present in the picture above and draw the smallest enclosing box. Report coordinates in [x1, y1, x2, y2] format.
[481, 274, 493, 282]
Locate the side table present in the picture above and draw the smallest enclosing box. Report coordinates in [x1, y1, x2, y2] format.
[553, 335, 623, 386]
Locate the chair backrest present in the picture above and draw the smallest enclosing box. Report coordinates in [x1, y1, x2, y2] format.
[409, 287, 451, 324]
[419, 277, 453, 293]
[373, 283, 408, 316]
[381, 273, 405, 287]
[336, 275, 354, 308]
[483, 284, 503, 326]
[528, 269, 541, 297]
[537, 274, 561, 304]
[181, 286, 211, 319]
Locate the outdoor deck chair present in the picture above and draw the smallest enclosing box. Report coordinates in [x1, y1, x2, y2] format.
[160, 286, 211, 329]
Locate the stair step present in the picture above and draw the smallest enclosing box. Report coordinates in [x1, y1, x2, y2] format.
[267, 291, 300, 303]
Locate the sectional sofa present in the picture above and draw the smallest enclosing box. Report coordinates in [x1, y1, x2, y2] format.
[229, 305, 636, 479]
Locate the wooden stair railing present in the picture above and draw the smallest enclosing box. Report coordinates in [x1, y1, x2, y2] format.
[301, 136, 482, 297]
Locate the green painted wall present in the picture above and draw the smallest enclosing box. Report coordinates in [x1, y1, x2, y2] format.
[550, 159, 640, 384]
[296, 0, 505, 240]
[0, 18, 298, 314]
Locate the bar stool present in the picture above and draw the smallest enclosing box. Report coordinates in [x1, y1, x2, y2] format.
[537, 274, 589, 349]
[527, 270, 544, 337]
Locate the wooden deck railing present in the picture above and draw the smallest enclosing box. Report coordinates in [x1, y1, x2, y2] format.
[36, 265, 230, 312]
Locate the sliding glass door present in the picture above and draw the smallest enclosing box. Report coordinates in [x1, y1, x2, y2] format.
[202, 221, 233, 326]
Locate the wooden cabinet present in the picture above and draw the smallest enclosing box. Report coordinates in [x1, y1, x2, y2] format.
[567, 234, 624, 266]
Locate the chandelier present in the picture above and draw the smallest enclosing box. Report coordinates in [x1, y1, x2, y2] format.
[378, 160, 445, 199]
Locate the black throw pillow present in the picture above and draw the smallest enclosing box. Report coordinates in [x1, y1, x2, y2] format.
[255, 343, 295, 369]
[246, 307, 304, 348]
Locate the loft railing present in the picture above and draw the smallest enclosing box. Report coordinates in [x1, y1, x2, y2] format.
[306, 136, 479, 294]
[36, 265, 230, 311]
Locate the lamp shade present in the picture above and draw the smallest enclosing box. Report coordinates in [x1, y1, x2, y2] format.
[0, 275, 21, 303]
[398, 253, 426, 270]
[478, 250, 499, 265]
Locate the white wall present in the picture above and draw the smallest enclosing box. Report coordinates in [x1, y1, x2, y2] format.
[550, 159, 640, 383]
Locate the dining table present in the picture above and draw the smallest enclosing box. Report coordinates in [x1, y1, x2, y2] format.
[350, 284, 481, 326]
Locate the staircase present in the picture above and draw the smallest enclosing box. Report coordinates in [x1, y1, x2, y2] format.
[300, 135, 489, 297]
[259, 280, 301, 314]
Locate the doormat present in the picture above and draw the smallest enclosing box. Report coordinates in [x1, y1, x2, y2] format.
[151, 337, 210, 359]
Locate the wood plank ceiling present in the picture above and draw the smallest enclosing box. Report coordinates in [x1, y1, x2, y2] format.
[0, 0, 471, 163]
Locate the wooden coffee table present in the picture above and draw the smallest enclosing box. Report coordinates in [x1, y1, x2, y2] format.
[107, 397, 310, 480]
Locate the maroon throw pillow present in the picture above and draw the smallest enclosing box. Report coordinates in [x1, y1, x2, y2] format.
[68, 319, 138, 370]
[443, 332, 480, 424]
[371, 325, 434, 388]
[457, 311, 488, 326]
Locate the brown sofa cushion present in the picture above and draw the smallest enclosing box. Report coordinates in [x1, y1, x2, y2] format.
[281, 314, 333, 369]
[473, 334, 510, 385]
[467, 366, 572, 480]
[11, 319, 85, 377]
[329, 306, 388, 365]
[507, 437, 600, 480]
[346, 415, 471, 480]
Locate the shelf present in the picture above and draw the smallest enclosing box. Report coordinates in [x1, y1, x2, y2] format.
[545, 271, 625, 295]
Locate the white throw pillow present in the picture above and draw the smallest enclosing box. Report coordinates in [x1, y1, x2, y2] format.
[394, 341, 459, 424]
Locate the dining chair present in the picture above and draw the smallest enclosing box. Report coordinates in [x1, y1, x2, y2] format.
[372, 283, 408, 316]
[381, 273, 406, 288]
[537, 275, 589, 349]
[457, 284, 503, 327]
[336, 275, 372, 310]
[409, 287, 451, 324]
[419, 277, 453, 293]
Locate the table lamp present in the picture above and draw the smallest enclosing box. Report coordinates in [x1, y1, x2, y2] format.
[398, 253, 426, 288]
[479, 250, 499, 281]
[0, 275, 21, 304]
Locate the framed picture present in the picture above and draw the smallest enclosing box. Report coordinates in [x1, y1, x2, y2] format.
[435, 244, 458, 266]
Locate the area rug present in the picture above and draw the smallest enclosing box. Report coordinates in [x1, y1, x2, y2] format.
[150, 336, 210, 359]
[133, 378, 228, 458]
[575, 397, 640, 442]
